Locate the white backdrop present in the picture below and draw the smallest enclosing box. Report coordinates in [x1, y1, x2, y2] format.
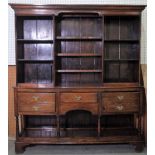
[8, 0, 147, 65]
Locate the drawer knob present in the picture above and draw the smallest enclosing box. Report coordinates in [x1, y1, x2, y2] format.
[117, 95, 124, 101]
[32, 96, 39, 102]
[75, 96, 82, 101]
[32, 106, 39, 111]
[116, 105, 124, 111]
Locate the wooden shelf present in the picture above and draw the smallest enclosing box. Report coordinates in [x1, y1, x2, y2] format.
[60, 15, 101, 18]
[104, 59, 139, 61]
[56, 36, 102, 41]
[57, 53, 102, 57]
[100, 128, 138, 137]
[18, 59, 53, 63]
[57, 70, 102, 73]
[104, 39, 139, 42]
[17, 39, 53, 43]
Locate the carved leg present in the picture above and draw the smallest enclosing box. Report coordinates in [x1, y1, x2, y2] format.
[135, 143, 144, 153]
[15, 142, 28, 154]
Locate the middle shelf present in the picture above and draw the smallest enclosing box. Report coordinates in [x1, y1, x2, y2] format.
[57, 70, 102, 73]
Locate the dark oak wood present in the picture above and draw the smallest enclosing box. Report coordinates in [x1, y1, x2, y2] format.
[57, 53, 102, 57]
[102, 92, 140, 113]
[15, 142, 29, 154]
[18, 93, 56, 113]
[10, 4, 146, 153]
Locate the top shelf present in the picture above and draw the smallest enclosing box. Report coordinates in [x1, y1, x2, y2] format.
[104, 39, 139, 42]
[56, 36, 102, 41]
[17, 39, 53, 43]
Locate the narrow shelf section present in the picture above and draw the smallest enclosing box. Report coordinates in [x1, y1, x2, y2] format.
[57, 70, 102, 73]
[104, 59, 139, 61]
[61, 15, 101, 18]
[56, 36, 102, 41]
[18, 59, 53, 63]
[17, 39, 53, 43]
[57, 53, 102, 57]
[104, 39, 139, 42]
[100, 128, 139, 137]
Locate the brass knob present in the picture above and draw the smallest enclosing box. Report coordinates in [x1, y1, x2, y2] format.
[117, 95, 124, 101]
[116, 105, 124, 111]
[32, 106, 39, 111]
[74, 96, 82, 101]
[32, 96, 39, 102]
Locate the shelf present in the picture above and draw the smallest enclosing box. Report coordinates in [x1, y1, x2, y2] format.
[57, 70, 102, 73]
[60, 15, 101, 18]
[100, 128, 138, 137]
[104, 59, 139, 61]
[60, 128, 98, 137]
[104, 39, 139, 42]
[24, 128, 57, 137]
[57, 53, 102, 57]
[17, 39, 53, 43]
[56, 36, 102, 41]
[18, 59, 53, 63]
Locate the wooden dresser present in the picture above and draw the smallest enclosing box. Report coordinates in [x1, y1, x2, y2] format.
[10, 4, 146, 153]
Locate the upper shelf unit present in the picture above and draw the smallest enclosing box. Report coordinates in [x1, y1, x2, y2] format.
[16, 16, 53, 41]
[55, 15, 103, 40]
[104, 16, 140, 41]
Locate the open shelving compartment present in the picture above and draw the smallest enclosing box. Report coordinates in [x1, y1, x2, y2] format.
[20, 115, 58, 138]
[16, 16, 54, 84]
[55, 13, 103, 87]
[104, 16, 140, 84]
[59, 110, 98, 137]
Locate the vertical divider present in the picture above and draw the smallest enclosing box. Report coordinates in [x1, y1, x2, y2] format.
[15, 16, 18, 84]
[97, 92, 102, 137]
[118, 16, 121, 82]
[101, 15, 104, 85]
[52, 15, 56, 86]
[56, 92, 60, 137]
[139, 15, 142, 86]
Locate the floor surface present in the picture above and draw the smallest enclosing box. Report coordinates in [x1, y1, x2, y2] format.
[8, 140, 147, 155]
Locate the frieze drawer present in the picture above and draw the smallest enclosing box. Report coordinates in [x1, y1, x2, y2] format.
[102, 92, 140, 113]
[60, 93, 98, 114]
[18, 93, 56, 113]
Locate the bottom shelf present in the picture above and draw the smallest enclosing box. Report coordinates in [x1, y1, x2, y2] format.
[23, 127, 57, 137]
[21, 127, 139, 138]
[60, 128, 98, 137]
[100, 128, 139, 137]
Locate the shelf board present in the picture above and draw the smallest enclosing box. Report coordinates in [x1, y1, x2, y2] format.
[18, 59, 53, 63]
[57, 53, 102, 57]
[60, 15, 101, 18]
[104, 39, 139, 42]
[17, 39, 53, 43]
[104, 59, 139, 61]
[56, 36, 102, 41]
[100, 128, 138, 137]
[57, 70, 102, 73]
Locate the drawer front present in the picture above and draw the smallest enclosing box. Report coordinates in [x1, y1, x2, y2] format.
[60, 93, 98, 114]
[18, 93, 56, 113]
[60, 93, 97, 103]
[102, 92, 139, 113]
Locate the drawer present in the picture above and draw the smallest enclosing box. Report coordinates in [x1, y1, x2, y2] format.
[18, 93, 56, 113]
[60, 93, 97, 103]
[60, 93, 98, 114]
[102, 92, 139, 113]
